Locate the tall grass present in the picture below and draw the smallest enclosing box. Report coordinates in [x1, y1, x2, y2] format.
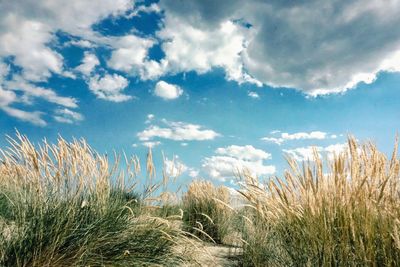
[0, 133, 192, 266]
[182, 180, 233, 244]
[239, 137, 400, 266]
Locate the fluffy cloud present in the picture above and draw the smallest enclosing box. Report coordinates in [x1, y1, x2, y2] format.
[88, 73, 131, 102]
[160, 0, 400, 94]
[137, 119, 220, 141]
[215, 145, 271, 161]
[158, 17, 261, 85]
[107, 35, 159, 79]
[262, 131, 331, 145]
[202, 145, 275, 181]
[283, 143, 348, 161]
[154, 81, 183, 100]
[53, 108, 84, 124]
[75, 52, 99, 76]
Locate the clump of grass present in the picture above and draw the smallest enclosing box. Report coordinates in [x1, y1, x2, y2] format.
[182, 180, 233, 244]
[239, 137, 400, 266]
[0, 132, 192, 266]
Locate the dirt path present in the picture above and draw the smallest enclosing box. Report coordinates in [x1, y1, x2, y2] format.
[180, 242, 242, 266]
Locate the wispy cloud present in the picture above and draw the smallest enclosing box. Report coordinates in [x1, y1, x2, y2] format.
[53, 108, 84, 124]
[262, 131, 334, 145]
[283, 143, 348, 161]
[137, 119, 220, 142]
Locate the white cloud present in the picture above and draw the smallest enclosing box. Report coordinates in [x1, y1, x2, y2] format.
[164, 156, 188, 178]
[188, 169, 199, 178]
[145, 113, 155, 124]
[154, 81, 183, 100]
[262, 131, 330, 145]
[1, 106, 46, 126]
[107, 35, 158, 79]
[0, 0, 134, 124]
[53, 108, 84, 124]
[6, 78, 78, 108]
[128, 3, 161, 17]
[66, 39, 95, 48]
[248, 91, 259, 99]
[215, 145, 271, 161]
[75, 52, 99, 76]
[283, 143, 348, 161]
[88, 73, 131, 102]
[0, 88, 16, 107]
[202, 145, 275, 181]
[142, 141, 161, 148]
[137, 119, 220, 142]
[160, 0, 400, 94]
[0, 18, 63, 82]
[157, 17, 261, 86]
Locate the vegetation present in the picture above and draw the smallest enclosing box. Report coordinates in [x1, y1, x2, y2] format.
[239, 137, 400, 266]
[182, 180, 233, 244]
[0, 133, 192, 267]
[1, 133, 400, 266]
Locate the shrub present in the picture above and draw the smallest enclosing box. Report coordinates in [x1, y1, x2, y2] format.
[239, 137, 400, 266]
[182, 180, 233, 244]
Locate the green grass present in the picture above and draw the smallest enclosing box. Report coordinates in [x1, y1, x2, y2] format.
[0, 133, 193, 267]
[238, 138, 400, 266]
[182, 180, 233, 244]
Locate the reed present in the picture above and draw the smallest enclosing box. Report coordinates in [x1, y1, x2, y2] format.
[0, 132, 193, 266]
[182, 180, 233, 244]
[239, 137, 400, 266]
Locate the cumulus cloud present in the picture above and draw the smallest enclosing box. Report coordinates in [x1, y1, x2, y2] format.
[283, 143, 348, 161]
[53, 108, 84, 124]
[202, 145, 275, 181]
[262, 131, 332, 145]
[137, 119, 220, 142]
[75, 52, 100, 76]
[154, 81, 183, 100]
[107, 35, 158, 79]
[88, 73, 131, 102]
[160, 0, 400, 94]
[157, 17, 261, 85]
[0, 0, 134, 124]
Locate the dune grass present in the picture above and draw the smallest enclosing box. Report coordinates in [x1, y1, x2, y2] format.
[182, 180, 233, 244]
[0, 133, 192, 267]
[239, 137, 400, 266]
[2, 132, 400, 266]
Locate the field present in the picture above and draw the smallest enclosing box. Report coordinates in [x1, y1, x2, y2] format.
[1, 133, 400, 266]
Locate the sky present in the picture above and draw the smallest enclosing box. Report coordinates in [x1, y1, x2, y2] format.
[0, 0, 400, 188]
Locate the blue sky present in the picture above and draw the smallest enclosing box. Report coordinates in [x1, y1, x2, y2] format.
[0, 0, 400, 187]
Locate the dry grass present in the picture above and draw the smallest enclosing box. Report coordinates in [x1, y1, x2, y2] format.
[182, 180, 234, 244]
[239, 137, 400, 266]
[0, 132, 195, 266]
